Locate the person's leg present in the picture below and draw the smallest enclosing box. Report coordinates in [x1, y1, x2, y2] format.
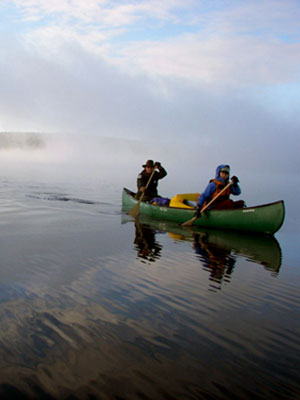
[211, 199, 235, 210]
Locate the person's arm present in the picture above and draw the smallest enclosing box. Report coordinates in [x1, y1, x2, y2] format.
[197, 182, 216, 208]
[154, 162, 167, 179]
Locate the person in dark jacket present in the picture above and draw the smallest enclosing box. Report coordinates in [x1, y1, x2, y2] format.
[136, 160, 167, 202]
[196, 164, 245, 214]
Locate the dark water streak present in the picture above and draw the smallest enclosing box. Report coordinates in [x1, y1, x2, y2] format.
[0, 178, 299, 399]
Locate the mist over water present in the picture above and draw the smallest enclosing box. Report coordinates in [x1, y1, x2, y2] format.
[0, 131, 297, 230]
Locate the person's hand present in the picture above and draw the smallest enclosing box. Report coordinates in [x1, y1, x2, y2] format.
[140, 186, 146, 193]
[154, 161, 161, 168]
[231, 176, 239, 184]
[194, 206, 202, 218]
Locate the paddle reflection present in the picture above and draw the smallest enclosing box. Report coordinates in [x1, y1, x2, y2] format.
[134, 220, 162, 263]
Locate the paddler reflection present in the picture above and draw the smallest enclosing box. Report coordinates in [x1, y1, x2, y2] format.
[167, 225, 281, 279]
[134, 221, 162, 262]
[193, 232, 236, 287]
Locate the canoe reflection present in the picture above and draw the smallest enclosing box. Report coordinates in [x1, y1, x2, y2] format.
[126, 215, 282, 276]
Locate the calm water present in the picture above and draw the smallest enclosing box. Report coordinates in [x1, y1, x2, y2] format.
[0, 176, 299, 400]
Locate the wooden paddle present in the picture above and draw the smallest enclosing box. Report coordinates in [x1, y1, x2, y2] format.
[128, 167, 157, 218]
[181, 182, 232, 226]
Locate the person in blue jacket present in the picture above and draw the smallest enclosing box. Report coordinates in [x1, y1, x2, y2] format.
[196, 164, 245, 215]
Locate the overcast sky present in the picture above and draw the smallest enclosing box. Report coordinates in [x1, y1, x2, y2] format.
[0, 0, 299, 206]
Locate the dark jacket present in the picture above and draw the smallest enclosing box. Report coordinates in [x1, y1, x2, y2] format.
[136, 166, 167, 201]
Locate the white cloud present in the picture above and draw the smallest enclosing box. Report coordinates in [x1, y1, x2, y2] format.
[7, 0, 298, 90]
[12, 0, 107, 23]
[117, 33, 300, 87]
[11, 0, 192, 26]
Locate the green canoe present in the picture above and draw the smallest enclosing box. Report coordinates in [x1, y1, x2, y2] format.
[122, 188, 285, 234]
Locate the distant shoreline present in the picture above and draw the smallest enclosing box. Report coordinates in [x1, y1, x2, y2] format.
[0, 132, 45, 149]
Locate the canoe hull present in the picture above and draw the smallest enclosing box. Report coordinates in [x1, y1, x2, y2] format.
[122, 188, 285, 234]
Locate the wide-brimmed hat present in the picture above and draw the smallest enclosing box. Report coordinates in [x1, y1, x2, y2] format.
[143, 160, 154, 168]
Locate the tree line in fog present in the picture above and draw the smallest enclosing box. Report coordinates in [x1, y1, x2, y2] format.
[0, 132, 45, 149]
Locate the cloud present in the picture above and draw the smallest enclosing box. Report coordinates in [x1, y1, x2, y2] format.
[0, 35, 184, 137]
[116, 33, 300, 87]
[202, 0, 300, 39]
[10, 0, 299, 90]
[10, 0, 192, 26]
[1, 32, 299, 158]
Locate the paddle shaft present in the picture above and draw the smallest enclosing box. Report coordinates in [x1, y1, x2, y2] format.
[200, 181, 232, 213]
[138, 168, 156, 202]
[128, 166, 157, 217]
[181, 181, 232, 226]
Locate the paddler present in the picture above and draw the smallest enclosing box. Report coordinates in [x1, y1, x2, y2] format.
[136, 160, 167, 202]
[196, 164, 245, 216]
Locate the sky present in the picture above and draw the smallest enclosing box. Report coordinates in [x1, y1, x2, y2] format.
[0, 0, 299, 210]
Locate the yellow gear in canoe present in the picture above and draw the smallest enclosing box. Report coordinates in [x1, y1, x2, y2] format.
[169, 193, 200, 209]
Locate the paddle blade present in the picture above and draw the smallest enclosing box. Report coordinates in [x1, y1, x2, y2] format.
[128, 202, 140, 218]
[181, 215, 197, 227]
